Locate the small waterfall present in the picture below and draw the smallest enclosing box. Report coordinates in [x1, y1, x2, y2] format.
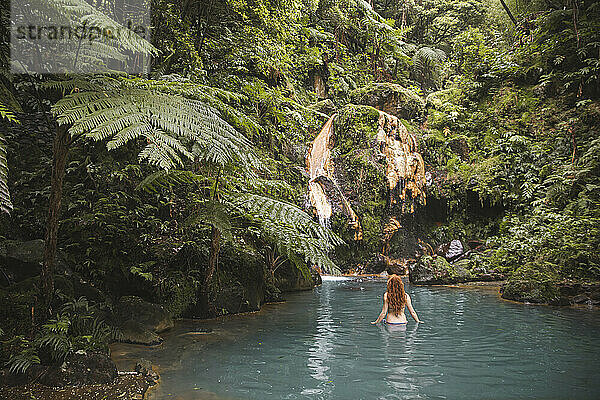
[307, 115, 336, 226]
[318, 214, 331, 229]
[306, 109, 426, 260]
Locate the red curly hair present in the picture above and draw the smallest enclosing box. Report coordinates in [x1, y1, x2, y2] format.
[387, 274, 406, 315]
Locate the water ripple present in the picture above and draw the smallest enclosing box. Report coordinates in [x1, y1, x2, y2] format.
[141, 279, 600, 400]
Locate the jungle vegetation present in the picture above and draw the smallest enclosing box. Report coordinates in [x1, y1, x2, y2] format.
[0, 0, 599, 375]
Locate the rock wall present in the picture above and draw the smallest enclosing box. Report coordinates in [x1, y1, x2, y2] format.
[306, 104, 426, 272]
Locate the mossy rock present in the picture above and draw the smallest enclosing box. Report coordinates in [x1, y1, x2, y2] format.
[409, 255, 472, 285]
[275, 263, 320, 292]
[335, 104, 381, 152]
[309, 99, 337, 116]
[7, 274, 75, 299]
[330, 105, 387, 269]
[0, 240, 72, 286]
[116, 296, 173, 334]
[172, 242, 267, 319]
[501, 263, 561, 304]
[350, 83, 425, 120]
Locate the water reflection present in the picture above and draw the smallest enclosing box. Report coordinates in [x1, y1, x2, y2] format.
[378, 323, 426, 398]
[305, 282, 335, 395]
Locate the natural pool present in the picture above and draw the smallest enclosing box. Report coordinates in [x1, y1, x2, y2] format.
[112, 278, 600, 399]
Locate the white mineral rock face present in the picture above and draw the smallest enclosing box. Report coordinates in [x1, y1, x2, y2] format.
[306, 109, 426, 245]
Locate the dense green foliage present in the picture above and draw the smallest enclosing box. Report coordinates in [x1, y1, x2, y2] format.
[1, 0, 599, 375]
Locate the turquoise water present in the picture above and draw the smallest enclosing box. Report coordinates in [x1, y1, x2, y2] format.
[115, 278, 600, 399]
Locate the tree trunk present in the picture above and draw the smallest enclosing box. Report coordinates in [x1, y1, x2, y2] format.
[41, 124, 70, 314]
[204, 168, 221, 290]
[205, 226, 221, 288]
[499, 0, 517, 26]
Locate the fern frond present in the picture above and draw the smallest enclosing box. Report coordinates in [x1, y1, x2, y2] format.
[0, 102, 18, 123]
[136, 169, 206, 192]
[185, 200, 234, 241]
[138, 129, 185, 170]
[11, 0, 156, 73]
[228, 193, 344, 274]
[7, 349, 40, 374]
[412, 46, 447, 87]
[51, 77, 255, 170]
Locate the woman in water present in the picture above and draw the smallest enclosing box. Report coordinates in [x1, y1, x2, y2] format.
[371, 274, 422, 324]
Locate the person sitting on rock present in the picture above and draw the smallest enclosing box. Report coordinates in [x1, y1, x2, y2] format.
[371, 274, 422, 325]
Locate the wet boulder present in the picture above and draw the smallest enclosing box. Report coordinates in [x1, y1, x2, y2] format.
[115, 296, 173, 345]
[264, 282, 285, 303]
[350, 83, 425, 120]
[435, 239, 464, 261]
[116, 296, 173, 333]
[409, 255, 472, 285]
[119, 320, 163, 345]
[213, 282, 261, 314]
[0, 239, 71, 285]
[275, 263, 321, 292]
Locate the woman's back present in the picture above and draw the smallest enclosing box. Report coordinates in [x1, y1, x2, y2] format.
[372, 275, 422, 325]
[384, 291, 407, 323]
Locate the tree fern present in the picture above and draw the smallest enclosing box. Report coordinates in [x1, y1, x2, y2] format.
[228, 193, 345, 273]
[138, 171, 344, 274]
[412, 46, 447, 88]
[137, 169, 207, 192]
[49, 76, 256, 170]
[142, 75, 263, 138]
[185, 200, 234, 242]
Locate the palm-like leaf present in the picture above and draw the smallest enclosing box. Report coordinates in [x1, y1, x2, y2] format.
[185, 200, 234, 241]
[49, 77, 256, 170]
[228, 193, 345, 274]
[137, 170, 344, 274]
